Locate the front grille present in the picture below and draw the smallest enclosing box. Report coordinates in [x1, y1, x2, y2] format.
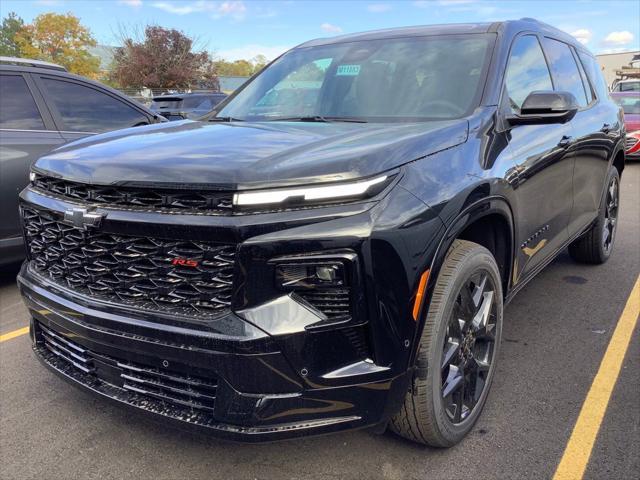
[38, 322, 217, 413]
[298, 288, 351, 318]
[625, 136, 638, 151]
[23, 206, 236, 318]
[32, 174, 233, 215]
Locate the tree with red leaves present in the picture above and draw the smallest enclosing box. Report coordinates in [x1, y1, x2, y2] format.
[111, 26, 218, 90]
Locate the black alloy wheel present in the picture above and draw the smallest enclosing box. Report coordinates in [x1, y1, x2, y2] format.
[441, 271, 498, 424]
[390, 240, 503, 447]
[602, 175, 619, 255]
[569, 166, 621, 264]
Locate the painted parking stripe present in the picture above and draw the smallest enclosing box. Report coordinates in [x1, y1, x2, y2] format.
[0, 326, 29, 343]
[553, 275, 640, 480]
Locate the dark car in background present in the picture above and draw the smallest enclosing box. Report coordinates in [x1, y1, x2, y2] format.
[18, 19, 624, 446]
[150, 92, 228, 120]
[611, 92, 640, 159]
[0, 57, 164, 265]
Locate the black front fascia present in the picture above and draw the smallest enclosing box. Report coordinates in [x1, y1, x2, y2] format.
[18, 179, 445, 440]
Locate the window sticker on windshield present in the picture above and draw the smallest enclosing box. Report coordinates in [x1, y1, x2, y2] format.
[336, 64, 361, 76]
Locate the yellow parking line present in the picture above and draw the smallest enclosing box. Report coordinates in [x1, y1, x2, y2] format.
[0, 326, 30, 343]
[553, 275, 640, 480]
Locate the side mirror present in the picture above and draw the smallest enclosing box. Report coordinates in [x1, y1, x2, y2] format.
[507, 91, 579, 125]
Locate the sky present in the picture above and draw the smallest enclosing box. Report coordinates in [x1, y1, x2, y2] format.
[1, 0, 638, 61]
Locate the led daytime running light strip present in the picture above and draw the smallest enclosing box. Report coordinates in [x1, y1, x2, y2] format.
[233, 175, 388, 206]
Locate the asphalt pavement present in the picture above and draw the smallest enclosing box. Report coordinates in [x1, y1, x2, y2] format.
[1, 163, 638, 480]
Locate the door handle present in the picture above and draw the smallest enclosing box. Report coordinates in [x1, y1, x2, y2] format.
[601, 123, 611, 134]
[557, 135, 572, 148]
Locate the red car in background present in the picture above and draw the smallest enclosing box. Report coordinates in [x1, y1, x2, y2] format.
[611, 92, 640, 160]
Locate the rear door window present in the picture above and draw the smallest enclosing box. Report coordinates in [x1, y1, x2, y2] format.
[541, 37, 588, 107]
[0, 74, 45, 130]
[41, 77, 148, 132]
[504, 35, 554, 111]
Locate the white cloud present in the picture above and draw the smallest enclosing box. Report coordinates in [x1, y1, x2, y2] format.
[35, 0, 62, 5]
[151, 1, 214, 15]
[151, 1, 245, 19]
[367, 3, 392, 12]
[320, 23, 343, 34]
[598, 47, 635, 55]
[603, 30, 634, 46]
[216, 44, 290, 62]
[118, 0, 143, 7]
[570, 29, 592, 45]
[215, 1, 246, 20]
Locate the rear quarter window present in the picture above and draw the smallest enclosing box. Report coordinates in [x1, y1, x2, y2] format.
[577, 51, 610, 100]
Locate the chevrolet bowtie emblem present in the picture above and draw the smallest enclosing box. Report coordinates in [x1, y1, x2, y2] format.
[63, 207, 105, 230]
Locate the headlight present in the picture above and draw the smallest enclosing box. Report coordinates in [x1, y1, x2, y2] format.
[29, 171, 36, 183]
[233, 174, 392, 208]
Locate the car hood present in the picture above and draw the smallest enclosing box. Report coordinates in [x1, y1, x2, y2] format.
[35, 119, 468, 189]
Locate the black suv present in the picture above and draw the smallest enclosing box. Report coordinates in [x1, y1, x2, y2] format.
[0, 57, 164, 265]
[18, 19, 624, 446]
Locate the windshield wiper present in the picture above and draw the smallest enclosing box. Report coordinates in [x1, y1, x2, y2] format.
[268, 116, 368, 123]
[209, 116, 244, 122]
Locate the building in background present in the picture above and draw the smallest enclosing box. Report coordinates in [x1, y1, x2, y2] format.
[596, 50, 640, 88]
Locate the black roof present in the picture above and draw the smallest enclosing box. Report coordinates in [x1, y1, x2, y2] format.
[296, 18, 578, 50]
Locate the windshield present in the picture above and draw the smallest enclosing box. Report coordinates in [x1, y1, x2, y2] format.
[217, 34, 494, 122]
[613, 95, 640, 114]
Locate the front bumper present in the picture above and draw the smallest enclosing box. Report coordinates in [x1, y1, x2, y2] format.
[17, 178, 444, 441]
[19, 263, 410, 442]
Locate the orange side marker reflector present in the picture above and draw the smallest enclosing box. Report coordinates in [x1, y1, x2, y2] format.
[412, 269, 430, 321]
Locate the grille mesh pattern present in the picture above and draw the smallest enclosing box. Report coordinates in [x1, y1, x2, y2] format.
[23, 207, 236, 317]
[625, 136, 638, 151]
[39, 322, 218, 412]
[298, 288, 351, 318]
[32, 175, 233, 214]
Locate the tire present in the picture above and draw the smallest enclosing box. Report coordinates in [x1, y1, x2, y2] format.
[568, 166, 620, 264]
[390, 239, 503, 447]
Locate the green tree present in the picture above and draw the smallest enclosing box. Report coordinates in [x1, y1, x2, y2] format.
[0, 12, 24, 57]
[14, 13, 100, 78]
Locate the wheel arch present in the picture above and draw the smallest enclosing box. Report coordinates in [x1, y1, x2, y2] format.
[409, 196, 515, 365]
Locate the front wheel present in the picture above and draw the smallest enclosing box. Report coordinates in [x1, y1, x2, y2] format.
[390, 240, 503, 447]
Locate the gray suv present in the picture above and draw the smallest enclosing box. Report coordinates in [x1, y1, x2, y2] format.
[0, 57, 164, 265]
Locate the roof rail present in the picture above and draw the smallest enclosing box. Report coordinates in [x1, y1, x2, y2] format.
[0, 56, 67, 72]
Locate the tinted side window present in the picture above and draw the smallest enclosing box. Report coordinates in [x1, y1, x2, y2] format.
[42, 78, 148, 132]
[0, 75, 45, 130]
[578, 52, 609, 100]
[542, 38, 588, 107]
[505, 35, 553, 110]
[573, 48, 593, 104]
